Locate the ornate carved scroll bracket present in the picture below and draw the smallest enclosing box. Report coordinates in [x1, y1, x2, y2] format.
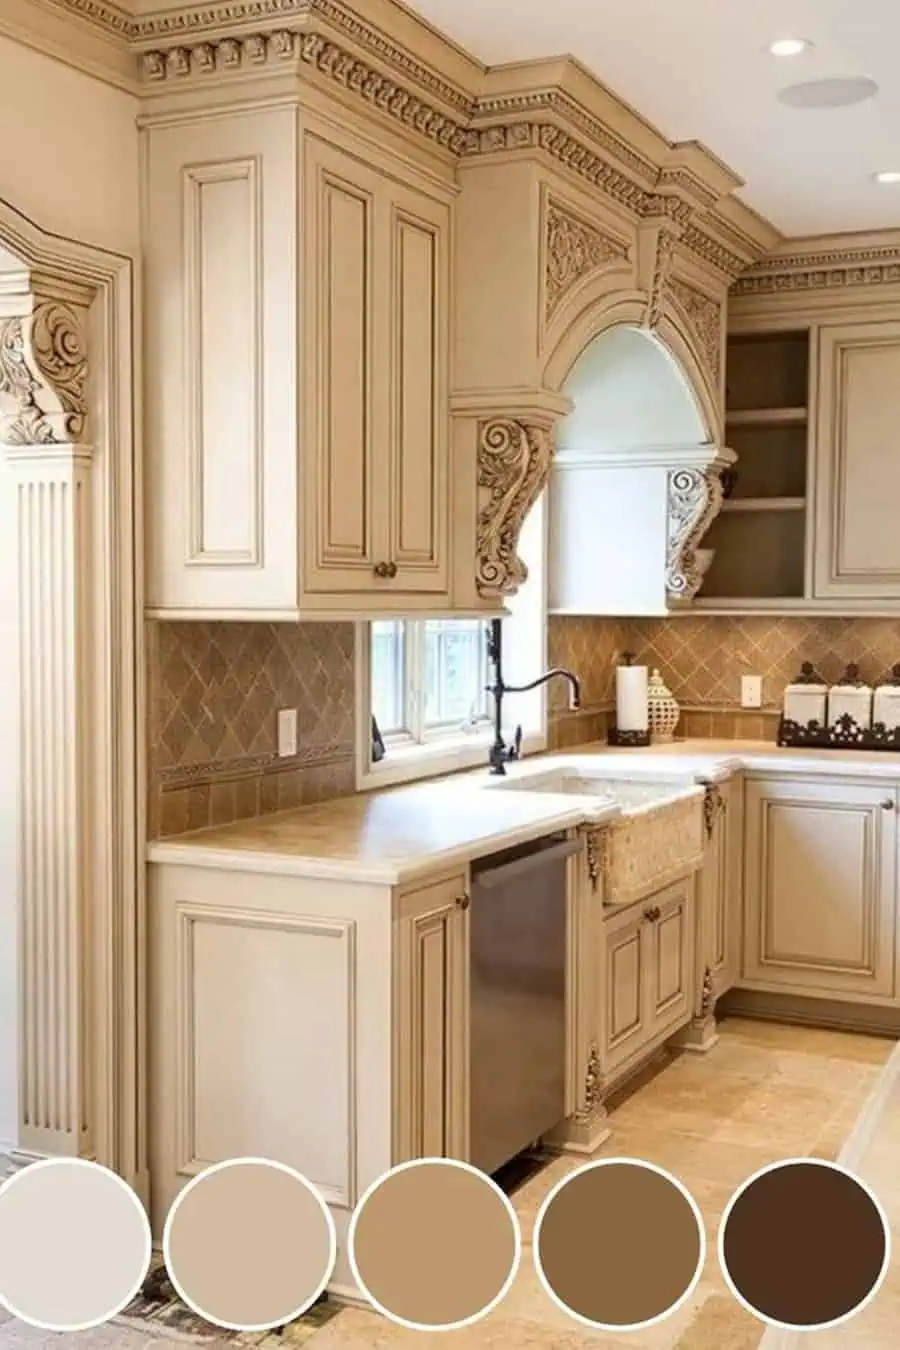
[0, 303, 88, 448]
[580, 824, 610, 894]
[700, 966, 716, 1018]
[573, 1041, 605, 1124]
[700, 781, 726, 838]
[476, 417, 555, 599]
[640, 218, 682, 332]
[665, 460, 731, 603]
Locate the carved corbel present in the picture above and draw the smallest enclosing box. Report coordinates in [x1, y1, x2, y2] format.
[638, 217, 682, 332]
[0, 302, 88, 447]
[665, 462, 729, 603]
[476, 417, 555, 598]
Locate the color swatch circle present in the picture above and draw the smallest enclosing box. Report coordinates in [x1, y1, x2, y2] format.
[719, 1158, 890, 1330]
[533, 1158, 705, 1331]
[348, 1158, 521, 1330]
[164, 1157, 336, 1331]
[0, 1158, 152, 1331]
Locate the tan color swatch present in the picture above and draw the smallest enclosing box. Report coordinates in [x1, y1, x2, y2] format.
[0, 1157, 151, 1331]
[164, 1158, 336, 1331]
[534, 1158, 704, 1330]
[720, 1158, 890, 1330]
[349, 1159, 521, 1329]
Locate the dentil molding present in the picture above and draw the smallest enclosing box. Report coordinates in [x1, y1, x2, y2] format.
[475, 418, 555, 599]
[732, 241, 900, 295]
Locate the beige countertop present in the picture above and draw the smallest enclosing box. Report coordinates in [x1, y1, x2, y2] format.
[147, 738, 900, 885]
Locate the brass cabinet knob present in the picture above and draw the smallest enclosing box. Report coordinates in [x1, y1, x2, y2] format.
[881, 798, 895, 811]
[456, 893, 470, 911]
[373, 561, 397, 579]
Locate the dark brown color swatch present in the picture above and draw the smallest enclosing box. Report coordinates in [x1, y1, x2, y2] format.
[720, 1160, 889, 1328]
[534, 1160, 704, 1329]
[349, 1160, 520, 1329]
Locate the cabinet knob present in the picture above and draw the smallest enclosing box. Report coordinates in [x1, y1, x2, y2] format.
[373, 561, 397, 579]
[881, 798, 895, 811]
[456, 893, 470, 911]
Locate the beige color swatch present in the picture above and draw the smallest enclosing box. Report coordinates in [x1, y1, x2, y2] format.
[349, 1159, 521, 1329]
[164, 1158, 336, 1331]
[0, 1158, 151, 1331]
[534, 1158, 705, 1330]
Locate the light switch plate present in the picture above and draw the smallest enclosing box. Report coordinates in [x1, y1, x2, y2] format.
[741, 675, 762, 709]
[277, 708, 298, 758]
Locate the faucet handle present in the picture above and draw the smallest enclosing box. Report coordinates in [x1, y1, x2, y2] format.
[511, 725, 523, 759]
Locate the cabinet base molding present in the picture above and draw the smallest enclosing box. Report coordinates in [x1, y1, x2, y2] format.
[721, 990, 900, 1039]
[543, 1107, 611, 1156]
[672, 1013, 719, 1054]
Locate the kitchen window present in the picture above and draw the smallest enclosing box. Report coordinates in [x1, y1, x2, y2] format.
[356, 495, 547, 788]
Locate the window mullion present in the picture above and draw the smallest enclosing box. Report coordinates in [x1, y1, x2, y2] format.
[405, 621, 425, 743]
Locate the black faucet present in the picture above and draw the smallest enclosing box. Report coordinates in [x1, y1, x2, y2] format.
[485, 618, 581, 775]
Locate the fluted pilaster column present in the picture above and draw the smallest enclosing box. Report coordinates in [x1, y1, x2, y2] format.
[0, 281, 94, 1166]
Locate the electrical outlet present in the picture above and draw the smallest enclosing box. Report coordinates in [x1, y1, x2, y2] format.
[741, 675, 762, 709]
[277, 708, 298, 758]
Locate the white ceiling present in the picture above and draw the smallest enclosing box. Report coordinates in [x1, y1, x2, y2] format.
[405, 0, 900, 236]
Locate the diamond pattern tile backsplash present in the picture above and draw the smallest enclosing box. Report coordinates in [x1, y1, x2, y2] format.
[547, 613, 900, 720]
[147, 621, 356, 837]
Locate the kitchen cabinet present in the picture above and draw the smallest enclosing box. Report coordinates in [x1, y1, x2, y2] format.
[144, 112, 451, 618]
[392, 872, 469, 1162]
[813, 320, 900, 601]
[600, 877, 694, 1079]
[741, 777, 898, 1004]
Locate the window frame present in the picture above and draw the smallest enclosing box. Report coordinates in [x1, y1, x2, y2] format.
[355, 497, 549, 791]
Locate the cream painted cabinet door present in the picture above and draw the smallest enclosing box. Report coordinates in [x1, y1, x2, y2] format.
[393, 873, 468, 1163]
[144, 108, 300, 616]
[383, 181, 450, 594]
[742, 777, 898, 1003]
[813, 321, 900, 599]
[645, 879, 695, 1041]
[601, 902, 650, 1074]
[302, 135, 450, 599]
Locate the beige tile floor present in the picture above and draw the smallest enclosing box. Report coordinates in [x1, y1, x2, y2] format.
[0, 1016, 895, 1350]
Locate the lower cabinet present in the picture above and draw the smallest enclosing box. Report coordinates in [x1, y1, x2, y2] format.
[741, 776, 899, 1004]
[392, 872, 469, 1162]
[601, 876, 695, 1080]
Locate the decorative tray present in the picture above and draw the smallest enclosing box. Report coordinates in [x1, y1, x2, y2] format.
[777, 714, 900, 752]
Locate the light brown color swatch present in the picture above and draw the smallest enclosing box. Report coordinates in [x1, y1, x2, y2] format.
[164, 1159, 336, 1331]
[534, 1158, 704, 1329]
[349, 1159, 521, 1329]
[0, 1158, 151, 1331]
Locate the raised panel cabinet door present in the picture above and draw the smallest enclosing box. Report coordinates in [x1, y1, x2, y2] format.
[646, 880, 694, 1040]
[384, 183, 450, 594]
[392, 874, 468, 1163]
[144, 109, 299, 614]
[601, 904, 650, 1074]
[742, 778, 898, 1003]
[302, 135, 385, 594]
[814, 321, 900, 599]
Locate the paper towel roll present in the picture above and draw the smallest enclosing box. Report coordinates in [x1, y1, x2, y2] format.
[616, 664, 649, 732]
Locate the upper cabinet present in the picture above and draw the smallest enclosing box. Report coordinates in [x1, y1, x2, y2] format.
[144, 109, 452, 619]
[706, 244, 900, 614]
[813, 321, 900, 601]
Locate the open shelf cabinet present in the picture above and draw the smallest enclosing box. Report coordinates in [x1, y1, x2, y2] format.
[699, 328, 811, 604]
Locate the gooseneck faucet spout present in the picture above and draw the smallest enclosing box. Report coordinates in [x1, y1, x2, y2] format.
[485, 618, 582, 775]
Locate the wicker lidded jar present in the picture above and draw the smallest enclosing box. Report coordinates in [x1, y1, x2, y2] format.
[647, 669, 680, 743]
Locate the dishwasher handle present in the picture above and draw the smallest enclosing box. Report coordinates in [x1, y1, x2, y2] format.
[473, 837, 580, 890]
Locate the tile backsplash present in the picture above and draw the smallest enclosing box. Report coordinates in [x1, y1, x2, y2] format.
[147, 620, 356, 837]
[546, 613, 900, 744]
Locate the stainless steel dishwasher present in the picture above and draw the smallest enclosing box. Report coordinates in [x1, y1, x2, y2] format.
[469, 832, 578, 1176]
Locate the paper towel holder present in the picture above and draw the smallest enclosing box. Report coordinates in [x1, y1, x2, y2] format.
[608, 650, 651, 748]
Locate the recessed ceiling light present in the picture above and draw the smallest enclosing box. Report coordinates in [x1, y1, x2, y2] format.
[769, 38, 813, 57]
[873, 170, 900, 185]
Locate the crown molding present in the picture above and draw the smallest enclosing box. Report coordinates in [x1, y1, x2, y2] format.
[732, 231, 900, 295]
